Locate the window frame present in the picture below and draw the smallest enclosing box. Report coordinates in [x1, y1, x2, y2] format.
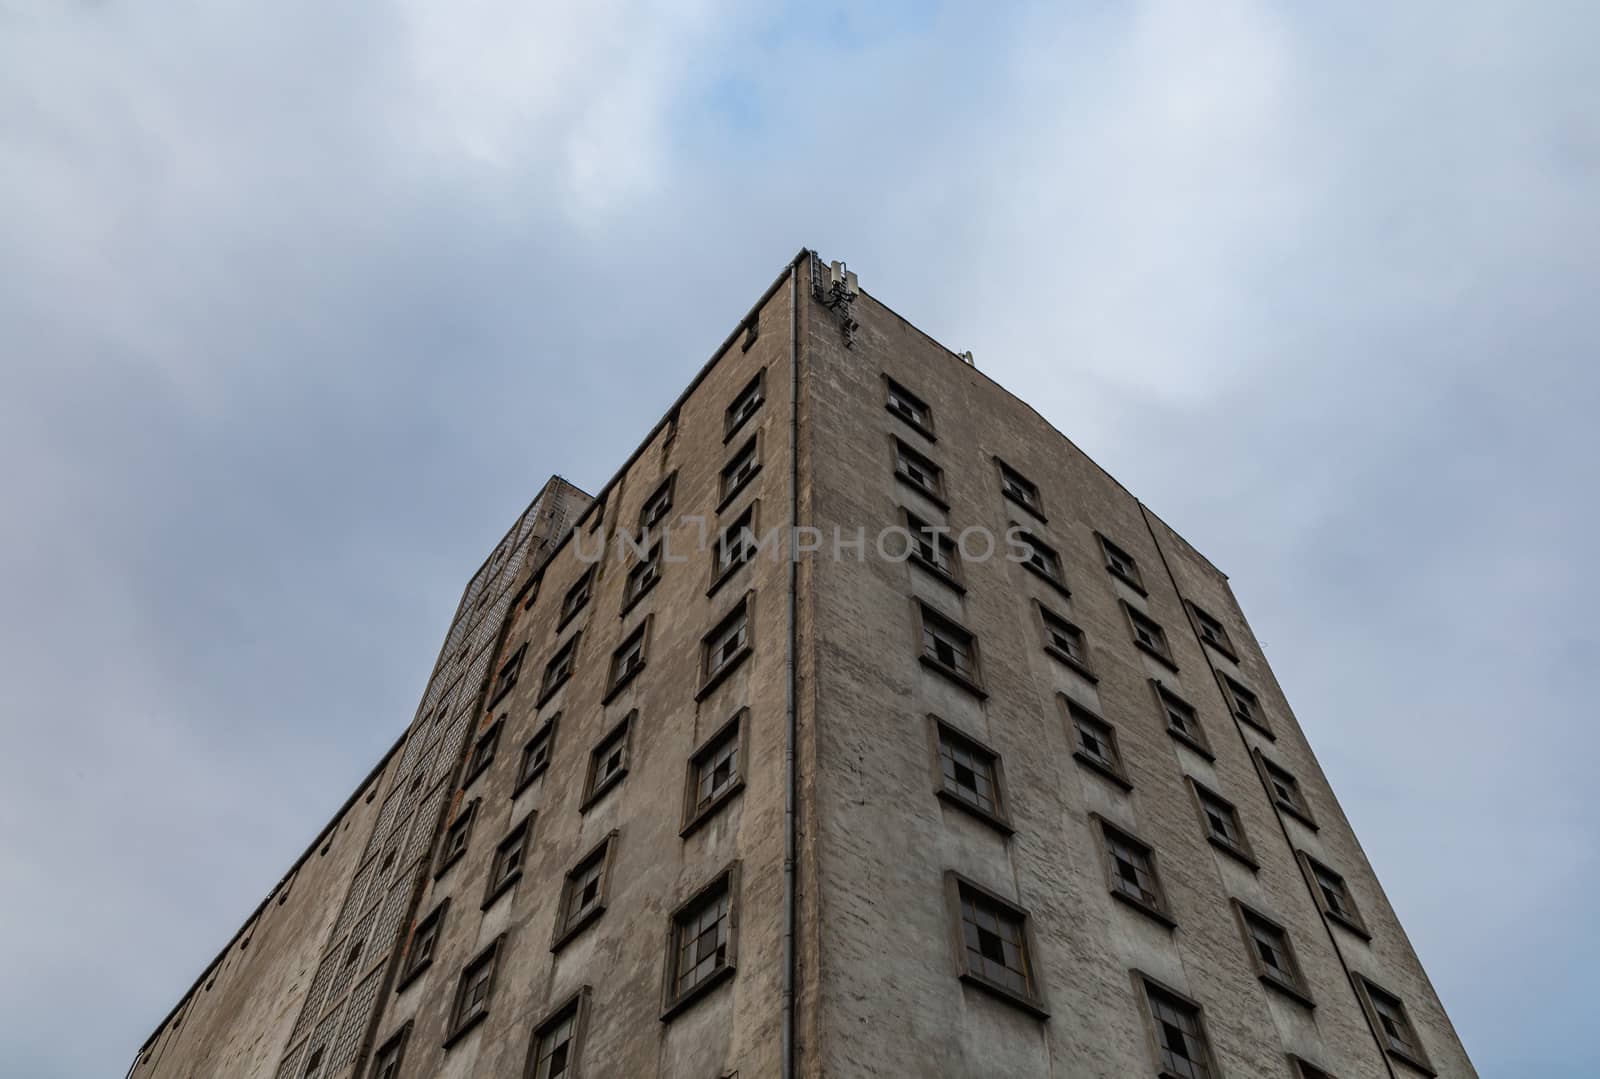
[1289, 1054, 1338, 1079]
[537, 632, 582, 707]
[681, 710, 748, 837]
[551, 830, 619, 951]
[1151, 679, 1213, 760]
[395, 897, 449, 993]
[660, 861, 743, 1020]
[1186, 600, 1239, 661]
[926, 716, 1013, 835]
[482, 811, 536, 911]
[892, 437, 949, 509]
[995, 457, 1046, 521]
[1254, 748, 1318, 830]
[442, 934, 506, 1049]
[1353, 976, 1436, 1077]
[697, 593, 755, 700]
[1132, 970, 1221, 1079]
[367, 1021, 412, 1079]
[489, 644, 526, 706]
[1013, 527, 1071, 597]
[718, 433, 763, 512]
[522, 986, 593, 1079]
[1093, 815, 1175, 928]
[513, 713, 559, 798]
[1121, 600, 1179, 670]
[463, 717, 504, 787]
[902, 508, 964, 592]
[557, 568, 596, 631]
[621, 542, 661, 614]
[602, 616, 652, 704]
[943, 870, 1049, 1018]
[883, 373, 935, 439]
[1037, 602, 1097, 680]
[580, 712, 634, 811]
[1219, 672, 1273, 738]
[638, 471, 677, 534]
[914, 600, 986, 697]
[1184, 777, 1258, 871]
[723, 369, 765, 443]
[1297, 850, 1371, 940]
[1231, 899, 1315, 1008]
[1096, 531, 1148, 594]
[434, 798, 479, 879]
[1065, 697, 1132, 790]
[708, 500, 761, 597]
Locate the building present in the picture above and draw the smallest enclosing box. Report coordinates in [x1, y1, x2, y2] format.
[131, 250, 1476, 1079]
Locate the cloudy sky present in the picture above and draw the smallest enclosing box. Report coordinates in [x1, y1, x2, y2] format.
[2, 1, 1595, 1075]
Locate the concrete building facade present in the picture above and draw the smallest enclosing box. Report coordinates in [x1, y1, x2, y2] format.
[131, 250, 1475, 1079]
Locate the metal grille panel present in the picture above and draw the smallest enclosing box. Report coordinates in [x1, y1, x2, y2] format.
[330, 968, 383, 1072]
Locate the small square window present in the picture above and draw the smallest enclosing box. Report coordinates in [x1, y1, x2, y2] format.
[489, 644, 525, 706]
[663, 863, 741, 1019]
[538, 633, 581, 705]
[682, 711, 746, 836]
[698, 596, 753, 698]
[904, 510, 961, 587]
[463, 718, 503, 786]
[1096, 819, 1172, 925]
[916, 603, 983, 695]
[1256, 751, 1317, 829]
[396, 899, 448, 991]
[946, 872, 1047, 1017]
[893, 439, 946, 504]
[1299, 852, 1370, 939]
[526, 988, 590, 1079]
[483, 813, 535, 910]
[884, 375, 934, 436]
[724, 371, 765, 441]
[929, 718, 1011, 833]
[1066, 699, 1131, 789]
[1187, 601, 1238, 658]
[1137, 974, 1217, 1079]
[444, 936, 504, 1047]
[1234, 901, 1312, 1006]
[1153, 681, 1211, 758]
[623, 545, 661, 611]
[514, 715, 558, 796]
[435, 800, 478, 878]
[1039, 605, 1094, 677]
[639, 473, 677, 533]
[1186, 778, 1256, 869]
[368, 1022, 411, 1079]
[1014, 529, 1068, 592]
[604, 619, 651, 702]
[1097, 532, 1146, 593]
[552, 832, 617, 950]
[1221, 674, 1271, 735]
[582, 714, 632, 810]
[1123, 602, 1177, 668]
[712, 503, 761, 592]
[558, 569, 595, 628]
[720, 436, 761, 507]
[1358, 979, 1434, 1074]
[996, 459, 1044, 518]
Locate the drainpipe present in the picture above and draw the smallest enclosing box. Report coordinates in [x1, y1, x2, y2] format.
[782, 255, 801, 1079]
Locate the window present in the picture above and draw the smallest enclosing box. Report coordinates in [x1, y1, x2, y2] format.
[463, 718, 503, 786]
[996, 459, 1044, 518]
[1256, 750, 1317, 828]
[904, 510, 961, 587]
[945, 872, 1047, 1017]
[916, 603, 983, 694]
[1096, 819, 1172, 925]
[301, 1046, 326, 1079]
[639, 473, 676, 533]
[483, 813, 535, 910]
[884, 375, 934, 436]
[489, 645, 525, 705]
[1137, 975, 1218, 1079]
[1153, 681, 1211, 758]
[1356, 978, 1434, 1075]
[581, 715, 632, 809]
[604, 618, 651, 702]
[585, 494, 606, 533]
[1289, 1056, 1337, 1079]
[623, 545, 661, 611]
[1186, 778, 1256, 869]
[698, 596, 752, 698]
[1188, 601, 1237, 659]
[514, 715, 558, 796]
[1066, 699, 1131, 789]
[1123, 602, 1177, 668]
[435, 799, 478, 878]
[552, 832, 617, 949]
[1039, 604, 1094, 677]
[1299, 852, 1369, 938]
[558, 569, 595, 628]
[520, 573, 542, 612]
[397, 899, 448, 991]
[720, 436, 761, 508]
[368, 1023, 411, 1079]
[741, 314, 759, 351]
[538, 633, 580, 705]
[893, 439, 946, 504]
[1097, 532, 1146, 592]
[1234, 901, 1312, 1006]
[444, 936, 504, 1047]
[1220, 674, 1271, 735]
[929, 718, 1011, 833]
[1014, 529, 1069, 592]
[527, 989, 590, 1079]
[662, 863, 741, 1019]
[724, 370, 764, 441]
[682, 711, 746, 836]
[712, 503, 760, 592]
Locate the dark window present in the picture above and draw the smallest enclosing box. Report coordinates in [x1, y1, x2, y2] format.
[538, 634, 580, 704]
[917, 603, 982, 691]
[947, 872, 1046, 1016]
[997, 460, 1043, 517]
[301, 1046, 325, 1079]
[559, 569, 594, 626]
[368, 1024, 410, 1079]
[1236, 902, 1311, 1004]
[1154, 682, 1211, 756]
[444, 937, 503, 1046]
[724, 371, 764, 440]
[1140, 977, 1216, 1079]
[1125, 603, 1176, 667]
[1098, 532, 1145, 591]
[1290, 1056, 1337, 1079]
[1014, 529, 1067, 589]
[483, 814, 534, 909]
[1067, 699, 1130, 787]
[930, 718, 1010, 831]
[528, 991, 588, 1079]
[1359, 979, 1433, 1073]
[1188, 779, 1255, 867]
[1040, 605, 1093, 674]
[553, 833, 616, 948]
[893, 439, 945, 502]
[463, 719, 502, 786]
[1189, 602, 1237, 657]
[489, 645, 525, 705]
[623, 545, 661, 609]
[605, 620, 650, 699]
[436, 800, 478, 877]
[905, 510, 960, 584]
[720, 436, 761, 506]
[398, 899, 448, 989]
[713, 504, 760, 586]
[639, 473, 676, 532]
[514, 715, 558, 795]
[663, 865, 741, 1018]
[682, 711, 745, 835]
[582, 715, 632, 808]
[1222, 674, 1270, 734]
[1301, 853, 1369, 937]
[1098, 820, 1170, 922]
[885, 376, 933, 435]
[699, 598, 752, 694]
[1258, 752, 1316, 827]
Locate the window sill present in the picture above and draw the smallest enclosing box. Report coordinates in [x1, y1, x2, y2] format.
[1021, 561, 1072, 600]
[535, 672, 572, 709]
[935, 788, 1014, 836]
[909, 553, 965, 594]
[660, 963, 736, 1022]
[620, 575, 659, 617]
[681, 778, 746, 838]
[1207, 835, 1259, 872]
[696, 645, 753, 701]
[511, 762, 548, 800]
[1166, 726, 1214, 761]
[579, 768, 628, 814]
[433, 849, 466, 881]
[1002, 490, 1047, 524]
[1044, 644, 1098, 682]
[1107, 566, 1148, 596]
[1235, 710, 1277, 740]
[894, 473, 950, 511]
[1134, 639, 1179, 672]
[1201, 635, 1240, 663]
[1073, 750, 1132, 791]
[601, 662, 645, 705]
[724, 406, 762, 445]
[1325, 908, 1372, 942]
[957, 971, 1049, 1020]
[481, 869, 522, 912]
[1384, 1047, 1438, 1077]
[707, 557, 750, 599]
[441, 1008, 488, 1050]
[554, 603, 588, 635]
[1274, 798, 1319, 832]
[1259, 972, 1316, 1010]
[549, 902, 607, 952]
[1110, 889, 1177, 930]
[918, 655, 987, 699]
[487, 682, 517, 708]
[393, 958, 432, 995]
[886, 404, 936, 442]
[462, 754, 496, 789]
[716, 467, 762, 514]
